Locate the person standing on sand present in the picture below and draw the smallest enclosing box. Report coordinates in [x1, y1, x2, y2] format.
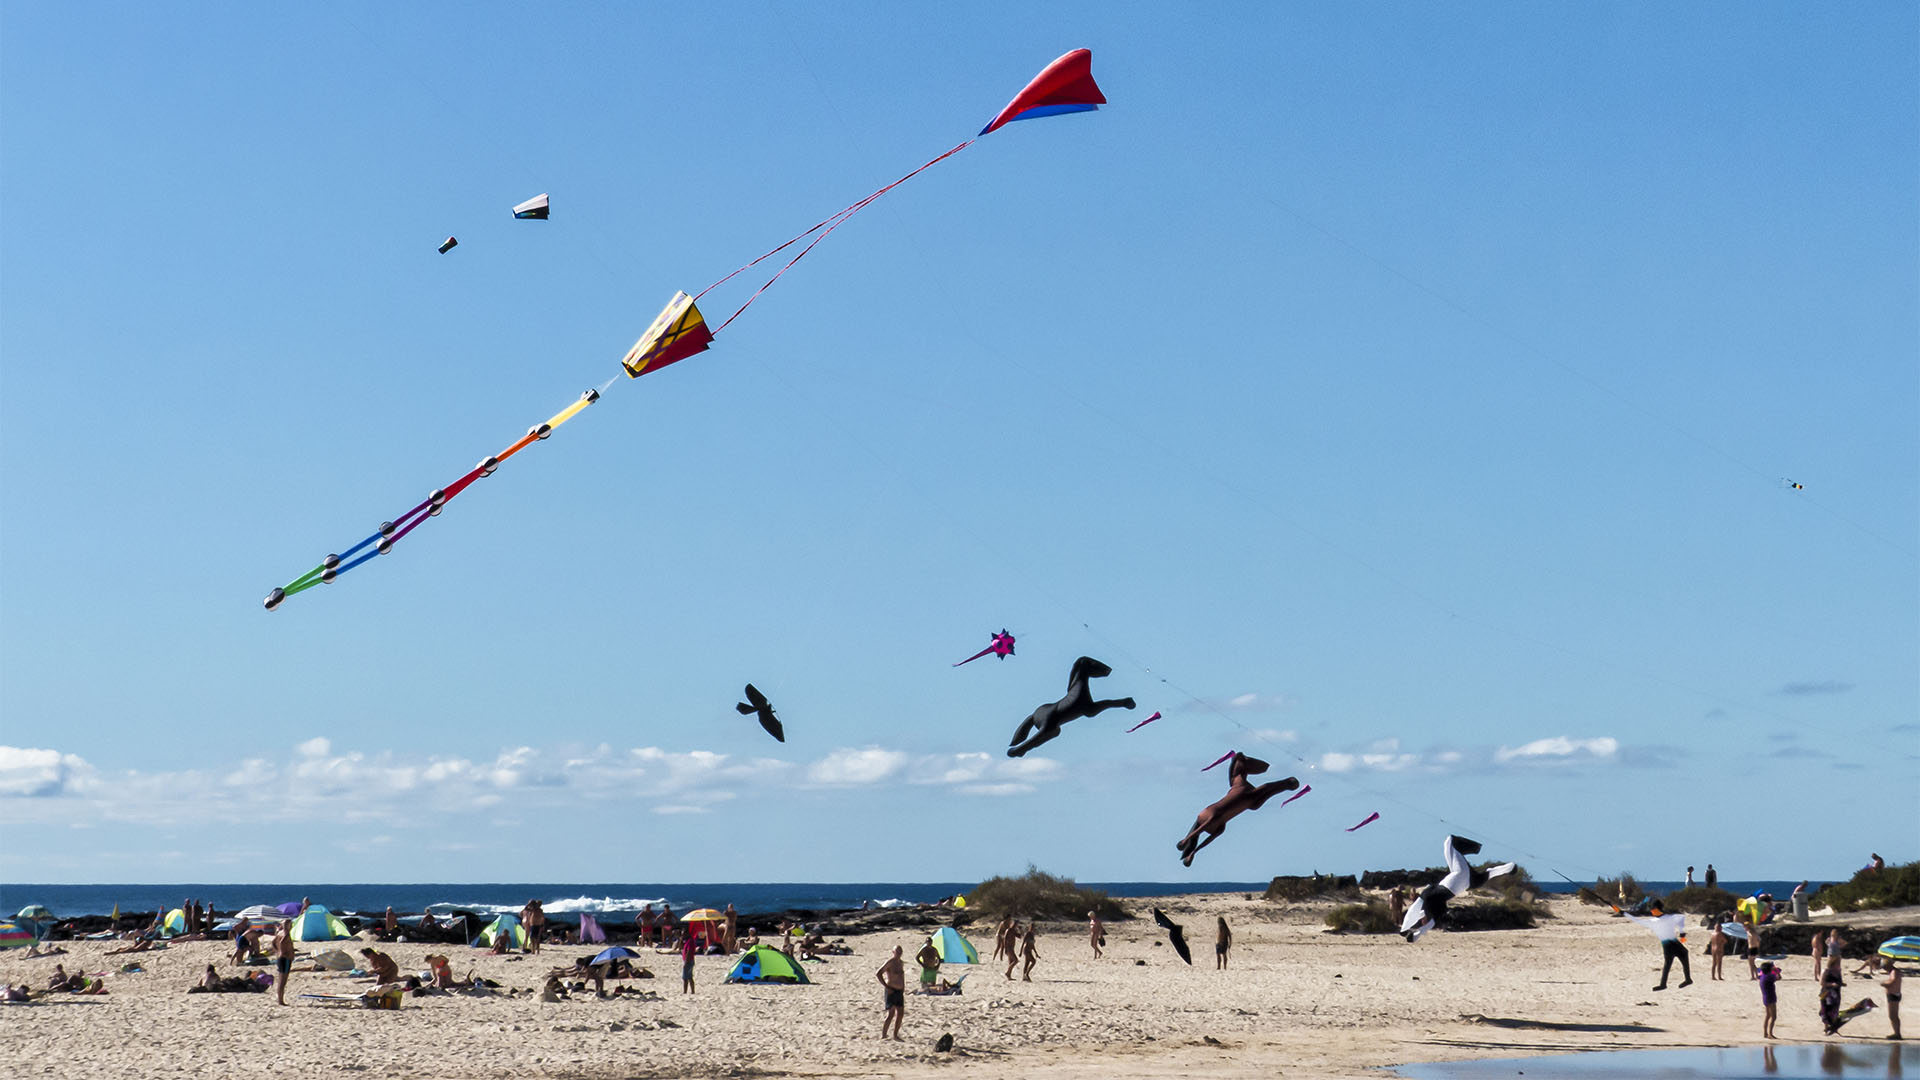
[994, 915, 1015, 963]
[1215, 918, 1232, 970]
[724, 904, 738, 954]
[1685, 866, 1695, 888]
[1088, 910, 1105, 959]
[271, 919, 295, 1006]
[1709, 919, 1727, 981]
[916, 941, 941, 992]
[877, 946, 906, 1041]
[641, 904, 656, 946]
[520, 900, 545, 955]
[680, 925, 699, 994]
[384, 906, 396, 938]
[1020, 924, 1040, 982]
[1005, 921, 1023, 980]
[1883, 962, 1902, 1040]
[1810, 930, 1826, 981]
[1389, 887, 1406, 928]
[1759, 961, 1782, 1039]
[1819, 956, 1844, 1034]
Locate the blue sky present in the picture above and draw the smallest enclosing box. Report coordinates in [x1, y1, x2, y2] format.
[2, 3, 1913, 885]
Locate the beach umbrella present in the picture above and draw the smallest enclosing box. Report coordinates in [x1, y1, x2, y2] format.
[590, 946, 642, 966]
[929, 926, 979, 964]
[1880, 936, 1920, 963]
[276, 901, 303, 917]
[235, 905, 287, 923]
[680, 909, 725, 922]
[0, 923, 33, 950]
[15, 905, 52, 921]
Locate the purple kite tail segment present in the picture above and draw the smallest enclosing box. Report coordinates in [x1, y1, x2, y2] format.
[1345, 811, 1380, 832]
[952, 629, 1016, 666]
[1124, 710, 1163, 733]
[1201, 749, 1237, 772]
[1280, 784, 1311, 807]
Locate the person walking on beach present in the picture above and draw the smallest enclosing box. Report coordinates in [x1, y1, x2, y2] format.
[1089, 910, 1105, 959]
[877, 946, 906, 1041]
[680, 925, 699, 994]
[271, 918, 295, 1006]
[1005, 921, 1022, 980]
[1883, 962, 1903, 1040]
[1020, 924, 1040, 982]
[1215, 917, 1232, 970]
[1759, 961, 1782, 1039]
[1820, 956, 1845, 1034]
[994, 915, 1015, 963]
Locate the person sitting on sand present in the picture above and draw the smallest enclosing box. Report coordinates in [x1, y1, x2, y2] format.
[740, 927, 759, 951]
[47, 965, 71, 992]
[359, 947, 399, 984]
[200, 964, 221, 991]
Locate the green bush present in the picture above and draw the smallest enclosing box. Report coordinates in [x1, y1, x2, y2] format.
[1584, 873, 1645, 906]
[966, 866, 1127, 922]
[1819, 863, 1920, 913]
[1266, 874, 1359, 901]
[1324, 902, 1396, 934]
[1660, 885, 1742, 915]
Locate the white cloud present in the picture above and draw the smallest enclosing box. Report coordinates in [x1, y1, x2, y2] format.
[807, 748, 909, 786]
[297, 737, 331, 758]
[0, 746, 93, 797]
[1494, 735, 1619, 764]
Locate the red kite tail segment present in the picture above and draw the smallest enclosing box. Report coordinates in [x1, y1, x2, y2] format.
[1279, 784, 1311, 807]
[979, 49, 1106, 136]
[1124, 710, 1162, 733]
[953, 645, 996, 667]
[1345, 811, 1381, 832]
[1201, 749, 1236, 772]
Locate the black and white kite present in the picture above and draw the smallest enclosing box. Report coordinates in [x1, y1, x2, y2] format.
[1399, 834, 1515, 942]
[512, 193, 550, 220]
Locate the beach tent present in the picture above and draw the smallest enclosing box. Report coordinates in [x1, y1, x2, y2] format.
[0, 923, 33, 950]
[290, 906, 352, 942]
[473, 913, 527, 951]
[725, 944, 811, 984]
[160, 908, 188, 937]
[1880, 936, 1920, 963]
[577, 912, 606, 945]
[929, 926, 979, 964]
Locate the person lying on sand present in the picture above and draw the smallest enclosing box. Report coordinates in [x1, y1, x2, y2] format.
[105, 939, 155, 956]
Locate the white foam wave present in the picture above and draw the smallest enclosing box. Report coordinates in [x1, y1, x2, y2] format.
[868, 898, 913, 909]
[426, 897, 670, 917]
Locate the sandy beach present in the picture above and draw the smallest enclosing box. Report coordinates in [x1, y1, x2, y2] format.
[3, 894, 1911, 1079]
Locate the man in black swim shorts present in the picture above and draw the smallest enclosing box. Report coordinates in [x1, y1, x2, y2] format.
[876, 945, 906, 1041]
[272, 920, 296, 1005]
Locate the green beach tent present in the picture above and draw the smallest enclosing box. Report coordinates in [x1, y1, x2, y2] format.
[724, 944, 811, 984]
[160, 908, 189, 937]
[474, 913, 527, 951]
[290, 906, 352, 942]
[929, 926, 979, 964]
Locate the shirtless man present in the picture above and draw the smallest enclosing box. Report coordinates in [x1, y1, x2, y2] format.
[876, 946, 906, 1041]
[1884, 962, 1903, 1040]
[915, 942, 941, 993]
[360, 947, 399, 984]
[1176, 752, 1300, 866]
[520, 900, 545, 955]
[1088, 910, 1105, 959]
[272, 919, 296, 1005]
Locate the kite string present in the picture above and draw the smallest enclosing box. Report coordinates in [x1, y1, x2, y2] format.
[705, 140, 975, 337]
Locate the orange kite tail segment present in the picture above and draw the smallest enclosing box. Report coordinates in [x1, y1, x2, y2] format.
[979, 48, 1106, 136]
[622, 291, 714, 378]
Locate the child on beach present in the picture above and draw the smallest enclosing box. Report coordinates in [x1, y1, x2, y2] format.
[1759, 962, 1781, 1039]
[680, 926, 699, 994]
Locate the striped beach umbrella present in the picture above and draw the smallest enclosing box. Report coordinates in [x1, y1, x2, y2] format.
[0, 923, 34, 950]
[1879, 936, 1920, 963]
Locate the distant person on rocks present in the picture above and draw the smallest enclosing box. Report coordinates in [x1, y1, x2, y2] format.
[1216, 917, 1232, 970]
[1759, 962, 1782, 1039]
[1869, 853, 1886, 873]
[1704, 865, 1717, 890]
[1686, 866, 1696, 888]
[1089, 910, 1105, 959]
[916, 941, 941, 992]
[877, 946, 906, 1041]
[384, 907, 396, 938]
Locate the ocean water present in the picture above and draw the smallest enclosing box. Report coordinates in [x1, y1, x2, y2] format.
[1390, 1042, 1908, 1079]
[0, 880, 1271, 920]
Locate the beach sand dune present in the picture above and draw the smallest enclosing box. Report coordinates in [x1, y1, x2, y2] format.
[3, 895, 1905, 1079]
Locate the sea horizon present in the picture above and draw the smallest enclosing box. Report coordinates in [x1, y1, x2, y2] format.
[0, 878, 1810, 920]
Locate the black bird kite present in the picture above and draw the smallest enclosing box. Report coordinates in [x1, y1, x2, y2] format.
[735, 684, 785, 743]
[1152, 907, 1193, 965]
